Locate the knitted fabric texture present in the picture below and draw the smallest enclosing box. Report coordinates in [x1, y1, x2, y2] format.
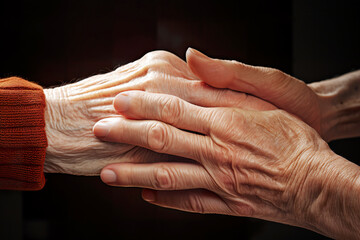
[0, 77, 47, 190]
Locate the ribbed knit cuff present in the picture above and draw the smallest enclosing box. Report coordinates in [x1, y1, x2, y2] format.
[0, 77, 47, 190]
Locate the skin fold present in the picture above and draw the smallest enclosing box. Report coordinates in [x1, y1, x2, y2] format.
[94, 49, 360, 239]
[44, 50, 274, 175]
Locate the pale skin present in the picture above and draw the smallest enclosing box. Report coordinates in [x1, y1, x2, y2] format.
[93, 49, 360, 239]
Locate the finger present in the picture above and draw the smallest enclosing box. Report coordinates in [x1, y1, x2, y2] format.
[145, 79, 276, 111]
[186, 48, 315, 115]
[101, 162, 213, 191]
[120, 147, 196, 164]
[141, 189, 233, 215]
[187, 85, 276, 111]
[93, 117, 211, 161]
[113, 91, 213, 134]
[139, 51, 275, 111]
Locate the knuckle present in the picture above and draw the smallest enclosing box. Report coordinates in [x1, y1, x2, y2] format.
[144, 50, 173, 60]
[187, 195, 205, 214]
[160, 96, 182, 125]
[142, 51, 158, 60]
[147, 122, 168, 152]
[143, 59, 172, 78]
[142, 51, 175, 71]
[153, 166, 175, 190]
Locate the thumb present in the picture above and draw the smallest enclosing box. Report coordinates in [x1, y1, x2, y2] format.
[186, 48, 319, 130]
[186, 47, 305, 100]
[186, 48, 239, 89]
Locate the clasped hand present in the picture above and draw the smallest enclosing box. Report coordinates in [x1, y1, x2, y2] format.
[92, 49, 360, 239]
[94, 89, 336, 229]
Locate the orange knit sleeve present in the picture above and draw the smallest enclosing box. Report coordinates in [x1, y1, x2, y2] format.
[0, 77, 47, 190]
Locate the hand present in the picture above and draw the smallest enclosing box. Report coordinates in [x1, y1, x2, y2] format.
[185, 48, 335, 141]
[44, 51, 275, 175]
[95, 90, 360, 239]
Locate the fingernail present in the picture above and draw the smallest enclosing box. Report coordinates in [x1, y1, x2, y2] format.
[114, 93, 130, 112]
[93, 120, 110, 138]
[186, 47, 209, 60]
[101, 169, 117, 183]
[142, 189, 156, 202]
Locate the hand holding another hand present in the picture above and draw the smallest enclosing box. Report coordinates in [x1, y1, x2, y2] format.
[95, 90, 360, 239]
[44, 50, 274, 175]
[185, 49, 339, 141]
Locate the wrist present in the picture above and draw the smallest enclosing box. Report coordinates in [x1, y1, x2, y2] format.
[309, 71, 360, 141]
[43, 79, 135, 176]
[308, 80, 339, 142]
[305, 151, 360, 239]
[43, 86, 70, 172]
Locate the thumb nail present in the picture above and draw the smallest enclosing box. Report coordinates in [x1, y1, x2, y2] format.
[186, 47, 210, 60]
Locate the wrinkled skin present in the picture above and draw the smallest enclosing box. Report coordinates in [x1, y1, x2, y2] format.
[95, 90, 360, 239]
[92, 49, 360, 238]
[44, 51, 275, 175]
[186, 49, 360, 142]
[185, 49, 329, 140]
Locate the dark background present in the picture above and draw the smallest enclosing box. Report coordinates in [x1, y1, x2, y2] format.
[0, 0, 359, 239]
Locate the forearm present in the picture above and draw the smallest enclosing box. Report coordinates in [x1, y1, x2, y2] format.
[309, 70, 360, 141]
[306, 153, 360, 239]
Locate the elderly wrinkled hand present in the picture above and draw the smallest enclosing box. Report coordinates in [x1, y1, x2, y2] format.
[94, 90, 360, 239]
[44, 51, 274, 175]
[186, 48, 360, 142]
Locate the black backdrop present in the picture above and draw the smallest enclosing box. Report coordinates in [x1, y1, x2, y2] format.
[0, 0, 359, 239]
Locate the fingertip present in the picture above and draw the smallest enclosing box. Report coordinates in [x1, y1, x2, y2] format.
[186, 47, 209, 60]
[142, 189, 156, 202]
[185, 47, 193, 60]
[113, 93, 130, 113]
[186, 51, 229, 89]
[101, 168, 117, 184]
[186, 48, 211, 78]
[93, 120, 111, 138]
